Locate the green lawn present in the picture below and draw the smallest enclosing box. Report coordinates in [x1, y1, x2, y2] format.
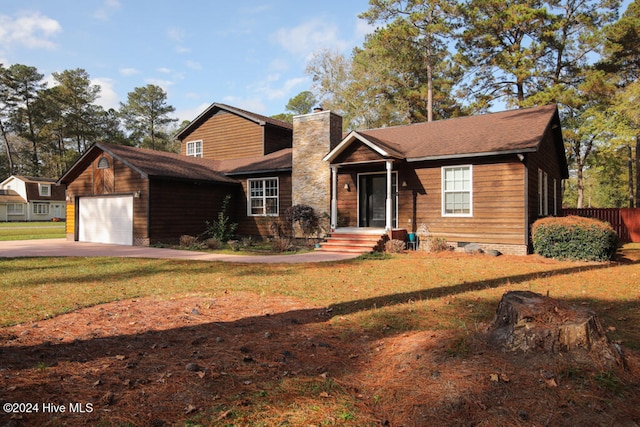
[1, 247, 638, 348]
[0, 221, 65, 240]
[1, 247, 638, 426]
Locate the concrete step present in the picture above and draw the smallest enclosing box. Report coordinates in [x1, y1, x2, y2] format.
[317, 231, 387, 254]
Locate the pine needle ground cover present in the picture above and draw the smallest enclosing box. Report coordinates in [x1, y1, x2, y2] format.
[1, 247, 639, 426]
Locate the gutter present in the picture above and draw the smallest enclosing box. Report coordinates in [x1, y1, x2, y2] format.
[406, 147, 538, 162]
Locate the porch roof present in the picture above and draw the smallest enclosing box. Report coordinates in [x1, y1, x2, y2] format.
[324, 104, 562, 163]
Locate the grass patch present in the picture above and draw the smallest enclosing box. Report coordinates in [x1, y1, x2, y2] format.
[1, 247, 639, 426]
[0, 248, 638, 348]
[0, 221, 65, 240]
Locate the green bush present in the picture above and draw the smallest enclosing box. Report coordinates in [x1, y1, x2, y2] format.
[531, 216, 619, 261]
[204, 194, 238, 242]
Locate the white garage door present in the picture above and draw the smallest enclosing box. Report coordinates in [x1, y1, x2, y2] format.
[79, 196, 133, 245]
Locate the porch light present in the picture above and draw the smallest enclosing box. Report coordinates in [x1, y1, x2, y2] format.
[401, 180, 408, 188]
[344, 183, 350, 191]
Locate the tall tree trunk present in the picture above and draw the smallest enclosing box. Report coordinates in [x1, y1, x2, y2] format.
[426, 32, 433, 123]
[576, 163, 585, 208]
[0, 119, 14, 176]
[629, 144, 635, 208]
[636, 135, 640, 208]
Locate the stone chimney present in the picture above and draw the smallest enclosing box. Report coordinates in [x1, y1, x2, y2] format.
[292, 110, 343, 223]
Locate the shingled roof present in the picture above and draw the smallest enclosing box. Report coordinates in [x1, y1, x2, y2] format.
[326, 104, 563, 162]
[59, 143, 239, 185]
[0, 189, 26, 204]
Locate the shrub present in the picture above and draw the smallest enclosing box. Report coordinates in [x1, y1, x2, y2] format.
[179, 235, 204, 250]
[271, 237, 294, 252]
[272, 204, 321, 240]
[204, 238, 222, 250]
[532, 216, 619, 261]
[385, 239, 406, 254]
[428, 237, 451, 253]
[205, 194, 238, 242]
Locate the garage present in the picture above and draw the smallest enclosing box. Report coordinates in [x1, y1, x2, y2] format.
[79, 195, 133, 245]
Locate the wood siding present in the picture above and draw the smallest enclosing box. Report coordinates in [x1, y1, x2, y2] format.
[264, 126, 293, 155]
[527, 131, 565, 226]
[335, 157, 527, 245]
[148, 179, 237, 243]
[234, 172, 293, 237]
[182, 110, 264, 160]
[334, 142, 385, 164]
[404, 159, 526, 245]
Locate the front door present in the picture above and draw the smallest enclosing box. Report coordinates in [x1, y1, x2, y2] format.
[358, 173, 397, 228]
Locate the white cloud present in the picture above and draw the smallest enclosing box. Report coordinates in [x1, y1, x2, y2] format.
[0, 11, 62, 50]
[92, 77, 120, 110]
[354, 19, 375, 41]
[249, 74, 309, 101]
[93, 0, 121, 21]
[144, 78, 175, 92]
[119, 67, 140, 76]
[270, 18, 349, 61]
[222, 96, 266, 114]
[186, 60, 202, 71]
[167, 26, 190, 54]
[176, 102, 211, 123]
[167, 27, 185, 43]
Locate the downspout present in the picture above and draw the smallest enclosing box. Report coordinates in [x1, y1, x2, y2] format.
[522, 155, 530, 252]
[386, 160, 393, 233]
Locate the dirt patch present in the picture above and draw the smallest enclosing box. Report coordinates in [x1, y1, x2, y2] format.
[1, 292, 639, 426]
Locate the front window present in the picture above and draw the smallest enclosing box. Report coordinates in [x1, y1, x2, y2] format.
[7, 204, 24, 215]
[442, 165, 472, 216]
[38, 184, 51, 197]
[32, 202, 49, 215]
[248, 178, 279, 216]
[186, 140, 203, 158]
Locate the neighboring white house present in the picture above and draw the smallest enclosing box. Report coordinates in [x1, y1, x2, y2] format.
[0, 176, 66, 222]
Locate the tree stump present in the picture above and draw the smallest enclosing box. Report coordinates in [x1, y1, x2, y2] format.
[488, 291, 624, 369]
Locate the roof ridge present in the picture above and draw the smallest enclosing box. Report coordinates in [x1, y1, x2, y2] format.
[358, 104, 557, 133]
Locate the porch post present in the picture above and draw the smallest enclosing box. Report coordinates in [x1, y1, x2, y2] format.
[385, 160, 393, 233]
[331, 165, 338, 231]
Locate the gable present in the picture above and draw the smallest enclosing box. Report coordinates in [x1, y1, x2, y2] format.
[182, 110, 264, 160]
[332, 139, 388, 164]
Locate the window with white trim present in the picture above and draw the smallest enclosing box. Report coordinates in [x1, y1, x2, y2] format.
[7, 204, 24, 215]
[442, 165, 473, 216]
[186, 140, 203, 158]
[39, 183, 51, 197]
[248, 178, 279, 216]
[32, 202, 49, 215]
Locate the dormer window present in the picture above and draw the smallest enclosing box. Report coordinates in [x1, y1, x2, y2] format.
[38, 183, 51, 197]
[187, 140, 203, 158]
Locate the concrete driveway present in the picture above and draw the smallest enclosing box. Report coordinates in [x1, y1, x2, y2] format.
[0, 239, 360, 263]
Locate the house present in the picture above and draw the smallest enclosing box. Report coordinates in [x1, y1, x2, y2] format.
[321, 104, 568, 255]
[0, 176, 66, 222]
[58, 103, 567, 255]
[59, 104, 293, 245]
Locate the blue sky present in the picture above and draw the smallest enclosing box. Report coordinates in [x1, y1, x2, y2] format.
[0, 0, 373, 123]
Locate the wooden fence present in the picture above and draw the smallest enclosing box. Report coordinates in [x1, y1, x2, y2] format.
[562, 208, 640, 243]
